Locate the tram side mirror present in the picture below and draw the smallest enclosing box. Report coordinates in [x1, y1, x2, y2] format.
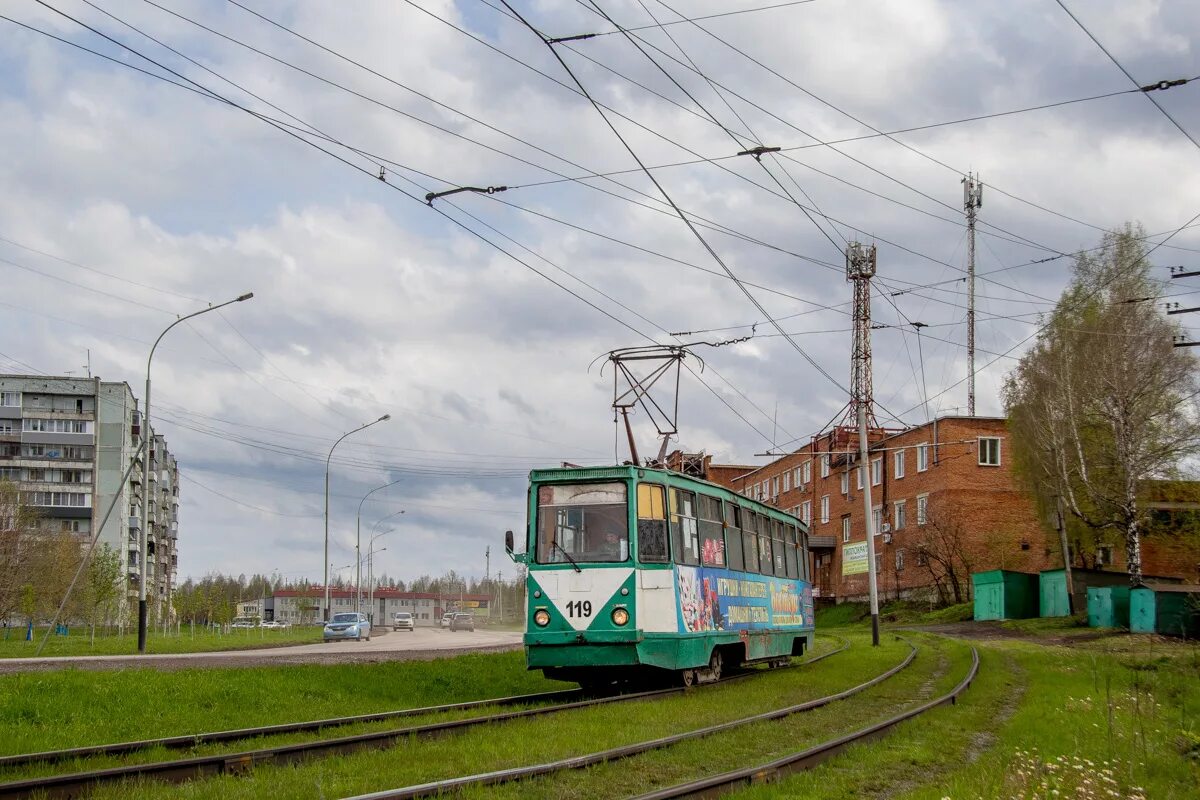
[504, 529, 526, 563]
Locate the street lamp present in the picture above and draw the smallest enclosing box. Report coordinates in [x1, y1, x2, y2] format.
[138, 291, 253, 653]
[356, 479, 402, 615]
[368, 545, 388, 623]
[366, 528, 392, 625]
[324, 414, 390, 621]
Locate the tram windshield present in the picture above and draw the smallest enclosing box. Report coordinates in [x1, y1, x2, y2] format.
[536, 483, 629, 564]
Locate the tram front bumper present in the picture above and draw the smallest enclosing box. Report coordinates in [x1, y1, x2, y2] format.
[524, 629, 643, 668]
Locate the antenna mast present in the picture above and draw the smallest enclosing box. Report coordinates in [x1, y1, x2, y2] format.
[963, 172, 983, 416]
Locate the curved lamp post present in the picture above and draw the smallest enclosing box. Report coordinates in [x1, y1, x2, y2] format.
[324, 415, 390, 620]
[356, 479, 402, 615]
[366, 529, 392, 624]
[139, 292, 253, 653]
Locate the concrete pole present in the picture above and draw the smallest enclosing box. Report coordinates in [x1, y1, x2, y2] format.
[858, 405, 881, 647]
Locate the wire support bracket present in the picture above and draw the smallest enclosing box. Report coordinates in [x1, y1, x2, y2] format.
[736, 145, 782, 161]
[424, 185, 508, 205]
[1140, 77, 1190, 93]
[547, 32, 598, 44]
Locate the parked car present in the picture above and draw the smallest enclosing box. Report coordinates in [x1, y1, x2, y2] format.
[323, 612, 371, 642]
[231, 617, 257, 629]
[260, 620, 290, 629]
[392, 612, 415, 632]
[440, 613, 454, 629]
[449, 613, 475, 632]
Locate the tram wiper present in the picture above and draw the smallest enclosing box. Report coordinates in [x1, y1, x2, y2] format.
[552, 540, 582, 573]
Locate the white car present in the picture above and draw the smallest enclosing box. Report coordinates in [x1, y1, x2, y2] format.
[392, 612, 415, 631]
[440, 613, 454, 629]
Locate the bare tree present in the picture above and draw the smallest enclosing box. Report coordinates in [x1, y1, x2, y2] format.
[1005, 225, 1200, 585]
[911, 498, 977, 605]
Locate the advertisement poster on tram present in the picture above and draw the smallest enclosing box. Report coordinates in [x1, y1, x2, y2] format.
[676, 566, 813, 633]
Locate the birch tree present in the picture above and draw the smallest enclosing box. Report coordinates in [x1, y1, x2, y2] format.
[1004, 225, 1200, 585]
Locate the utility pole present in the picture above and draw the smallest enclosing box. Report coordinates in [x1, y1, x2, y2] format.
[962, 173, 982, 417]
[847, 242, 881, 647]
[485, 546, 490, 584]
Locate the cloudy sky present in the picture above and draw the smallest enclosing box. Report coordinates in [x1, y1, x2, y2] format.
[2, 0, 1198, 586]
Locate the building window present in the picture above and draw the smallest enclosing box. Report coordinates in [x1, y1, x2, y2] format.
[1097, 545, 1113, 566]
[916, 494, 929, 526]
[871, 458, 882, 486]
[841, 515, 851, 543]
[820, 495, 830, 524]
[0, 392, 18, 407]
[801, 461, 811, 484]
[800, 500, 811, 525]
[872, 506, 883, 535]
[894, 449, 905, 479]
[979, 437, 1001, 466]
[895, 549, 905, 571]
[820, 454, 830, 478]
[840, 472, 849, 495]
[894, 500, 906, 530]
[783, 471, 791, 493]
[855, 467, 863, 491]
[771, 476, 780, 497]
[916, 443, 929, 472]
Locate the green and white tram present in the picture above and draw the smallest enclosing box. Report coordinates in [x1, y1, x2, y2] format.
[504, 465, 815, 688]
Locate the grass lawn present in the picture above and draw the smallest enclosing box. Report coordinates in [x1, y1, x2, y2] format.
[0, 625, 324, 658]
[734, 629, 1200, 799]
[57, 632, 927, 799]
[0, 650, 566, 758]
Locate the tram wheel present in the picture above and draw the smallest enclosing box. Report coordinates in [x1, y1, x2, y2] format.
[680, 668, 697, 688]
[708, 650, 723, 682]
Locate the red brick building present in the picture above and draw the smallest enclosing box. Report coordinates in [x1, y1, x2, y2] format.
[699, 415, 1199, 603]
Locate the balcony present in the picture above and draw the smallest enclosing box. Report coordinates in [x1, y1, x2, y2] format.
[128, 515, 141, 530]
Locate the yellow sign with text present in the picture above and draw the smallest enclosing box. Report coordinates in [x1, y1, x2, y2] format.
[842, 542, 869, 575]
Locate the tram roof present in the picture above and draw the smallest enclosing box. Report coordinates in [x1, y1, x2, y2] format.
[528, 465, 805, 526]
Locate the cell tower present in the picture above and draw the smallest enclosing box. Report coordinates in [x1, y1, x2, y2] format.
[963, 172, 983, 416]
[846, 242, 878, 429]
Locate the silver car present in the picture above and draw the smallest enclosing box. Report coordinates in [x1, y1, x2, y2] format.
[323, 612, 371, 642]
[392, 612, 415, 632]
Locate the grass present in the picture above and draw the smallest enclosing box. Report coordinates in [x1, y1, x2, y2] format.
[729, 633, 1200, 799]
[66, 633, 935, 799]
[0, 625, 324, 658]
[0, 650, 565, 757]
[814, 600, 974, 629]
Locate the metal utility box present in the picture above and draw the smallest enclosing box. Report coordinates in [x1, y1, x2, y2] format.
[1130, 584, 1200, 637]
[973, 570, 1039, 620]
[1087, 586, 1131, 628]
[1039, 568, 1180, 618]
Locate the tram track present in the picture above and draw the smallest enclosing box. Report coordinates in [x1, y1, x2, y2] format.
[631, 645, 980, 799]
[339, 637, 918, 800]
[0, 638, 849, 799]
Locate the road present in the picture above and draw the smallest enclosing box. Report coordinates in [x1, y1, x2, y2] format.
[0, 627, 524, 673]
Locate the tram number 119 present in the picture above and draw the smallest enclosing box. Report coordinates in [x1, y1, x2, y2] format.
[565, 600, 593, 618]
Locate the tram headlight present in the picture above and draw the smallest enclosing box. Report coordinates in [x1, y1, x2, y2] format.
[534, 609, 551, 627]
[611, 607, 629, 626]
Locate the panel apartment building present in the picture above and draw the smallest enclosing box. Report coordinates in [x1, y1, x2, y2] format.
[0, 375, 179, 616]
[697, 414, 1199, 603]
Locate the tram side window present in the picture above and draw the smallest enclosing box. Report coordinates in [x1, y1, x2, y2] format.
[742, 512, 760, 574]
[725, 504, 744, 571]
[800, 530, 810, 581]
[697, 495, 725, 566]
[670, 489, 701, 566]
[637, 484, 669, 563]
[785, 525, 799, 579]
[758, 518, 774, 575]
[772, 520, 787, 577]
